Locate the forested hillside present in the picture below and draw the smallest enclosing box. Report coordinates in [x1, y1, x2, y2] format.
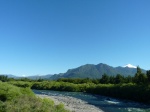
[49, 63, 146, 80]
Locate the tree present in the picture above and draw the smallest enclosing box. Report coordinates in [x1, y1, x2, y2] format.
[146, 70, 150, 83]
[134, 66, 147, 84]
[0, 75, 8, 82]
[100, 73, 109, 84]
[138, 73, 147, 84]
[125, 75, 133, 83]
[134, 66, 141, 83]
[115, 74, 124, 84]
[137, 66, 142, 74]
[109, 76, 115, 84]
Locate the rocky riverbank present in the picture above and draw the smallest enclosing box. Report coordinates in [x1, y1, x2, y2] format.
[36, 94, 104, 112]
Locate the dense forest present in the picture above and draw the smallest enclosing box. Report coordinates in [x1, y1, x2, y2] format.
[0, 66, 150, 111]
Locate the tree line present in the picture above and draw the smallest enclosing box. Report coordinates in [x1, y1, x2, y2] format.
[57, 66, 150, 85]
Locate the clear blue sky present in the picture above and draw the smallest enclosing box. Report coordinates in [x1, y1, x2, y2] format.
[0, 0, 150, 76]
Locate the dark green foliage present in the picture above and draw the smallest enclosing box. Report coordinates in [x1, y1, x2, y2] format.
[57, 78, 94, 84]
[146, 70, 150, 83]
[125, 75, 133, 83]
[32, 81, 92, 92]
[109, 76, 115, 84]
[138, 73, 147, 84]
[37, 78, 44, 82]
[134, 66, 148, 84]
[16, 78, 34, 82]
[137, 66, 142, 74]
[114, 74, 124, 84]
[87, 83, 150, 103]
[0, 76, 8, 82]
[100, 73, 109, 84]
[8, 81, 32, 88]
[31, 81, 150, 103]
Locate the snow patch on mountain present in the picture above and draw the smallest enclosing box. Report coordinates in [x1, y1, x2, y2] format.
[123, 64, 137, 68]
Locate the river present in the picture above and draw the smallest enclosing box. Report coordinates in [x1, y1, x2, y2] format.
[33, 90, 150, 112]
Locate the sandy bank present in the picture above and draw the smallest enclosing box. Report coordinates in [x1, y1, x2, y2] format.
[36, 94, 104, 112]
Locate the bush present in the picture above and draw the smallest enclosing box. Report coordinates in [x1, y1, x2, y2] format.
[4, 95, 54, 112]
[0, 81, 69, 112]
[8, 81, 32, 88]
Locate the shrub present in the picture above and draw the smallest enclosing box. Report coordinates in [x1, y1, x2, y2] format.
[0, 81, 69, 112]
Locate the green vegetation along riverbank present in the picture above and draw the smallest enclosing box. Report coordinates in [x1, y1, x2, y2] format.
[31, 81, 150, 103]
[0, 81, 69, 112]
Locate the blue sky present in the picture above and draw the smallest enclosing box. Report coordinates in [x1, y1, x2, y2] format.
[0, 0, 150, 76]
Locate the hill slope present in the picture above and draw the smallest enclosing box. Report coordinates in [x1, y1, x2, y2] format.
[49, 63, 146, 79]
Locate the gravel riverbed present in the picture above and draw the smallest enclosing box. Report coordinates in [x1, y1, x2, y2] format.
[36, 94, 104, 112]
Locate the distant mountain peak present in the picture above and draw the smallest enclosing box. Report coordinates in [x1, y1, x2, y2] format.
[123, 64, 137, 68]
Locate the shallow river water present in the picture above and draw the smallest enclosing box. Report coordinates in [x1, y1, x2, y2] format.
[33, 90, 150, 112]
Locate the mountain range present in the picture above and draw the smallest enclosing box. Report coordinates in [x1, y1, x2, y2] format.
[0, 63, 146, 80]
[49, 63, 146, 80]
